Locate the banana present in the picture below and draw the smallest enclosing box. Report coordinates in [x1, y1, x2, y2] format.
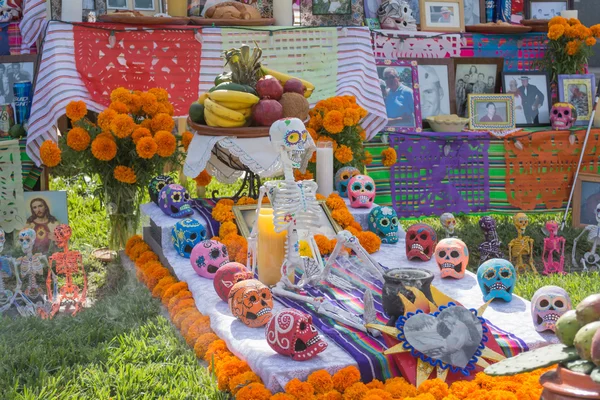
[204, 108, 246, 128]
[208, 90, 259, 105]
[260, 66, 315, 98]
[204, 98, 245, 123]
[198, 92, 209, 104]
[216, 101, 254, 110]
[238, 108, 252, 119]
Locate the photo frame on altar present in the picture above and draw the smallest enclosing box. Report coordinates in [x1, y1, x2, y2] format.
[453, 58, 503, 118]
[419, 0, 465, 32]
[572, 173, 600, 228]
[21, 191, 69, 255]
[463, 0, 485, 25]
[0, 55, 38, 109]
[232, 200, 342, 239]
[300, 0, 364, 25]
[312, 0, 351, 15]
[377, 59, 422, 133]
[558, 74, 596, 126]
[502, 72, 551, 127]
[467, 93, 515, 130]
[526, 0, 571, 20]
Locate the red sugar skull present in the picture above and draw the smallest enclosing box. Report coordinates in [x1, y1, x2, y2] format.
[550, 102, 577, 130]
[406, 223, 437, 261]
[265, 308, 327, 361]
[213, 262, 253, 302]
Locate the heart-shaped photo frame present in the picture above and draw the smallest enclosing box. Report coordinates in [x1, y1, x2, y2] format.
[396, 303, 488, 375]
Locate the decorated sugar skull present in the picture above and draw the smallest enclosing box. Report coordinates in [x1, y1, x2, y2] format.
[18, 228, 36, 254]
[348, 175, 376, 209]
[405, 223, 437, 261]
[0, 228, 4, 253]
[477, 259, 516, 302]
[171, 219, 207, 258]
[54, 224, 72, 249]
[368, 206, 399, 244]
[377, 0, 417, 30]
[265, 308, 328, 361]
[269, 118, 309, 169]
[190, 240, 229, 279]
[148, 175, 175, 205]
[213, 262, 253, 302]
[228, 279, 273, 328]
[334, 167, 360, 198]
[435, 238, 469, 279]
[531, 285, 572, 333]
[158, 184, 193, 219]
[550, 102, 577, 130]
[513, 213, 529, 235]
[440, 212, 456, 237]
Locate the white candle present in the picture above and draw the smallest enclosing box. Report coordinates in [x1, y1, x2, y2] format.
[61, 0, 83, 22]
[316, 141, 333, 197]
[560, 10, 578, 19]
[273, 0, 294, 26]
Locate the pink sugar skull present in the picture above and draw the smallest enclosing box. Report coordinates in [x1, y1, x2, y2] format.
[213, 262, 253, 302]
[435, 238, 469, 279]
[348, 175, 376, 209]
[190, 240, 229, 279]
[550, 102, 577, 130]
[265, 308, 328, 361]
[531, 285, 572, 332]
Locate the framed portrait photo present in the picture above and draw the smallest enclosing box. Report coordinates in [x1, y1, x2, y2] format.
[0, 55, 38, 109]
[463, 0, 485, 25]
[420, 0, 465, 32]
[312, 0, 352, 15]
[572, 173, 600, 228]
[232, 201, 342, 239]
[468, 94, 515, 130]
[558, 74, 596, 126]
[453, 58, 503, 118]
[526, 0, 571, 20]
[502, 72, 551, 127]
[22, 191, 69, 254]
[377, 59, 422, 133]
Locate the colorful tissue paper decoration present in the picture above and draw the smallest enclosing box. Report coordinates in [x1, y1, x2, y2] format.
[531, 285, 572, 333]
[228, 279, 273, 328]
[368, 206, 399, 244]
[190, 240, 229, 279]
[172, 219, 207, 258]
[435, 238, 469, 279]
[477, 259, 516, 303]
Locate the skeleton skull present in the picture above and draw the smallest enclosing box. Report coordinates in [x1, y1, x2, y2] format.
[190, 240, 229, 279]
[335, 166, 360, 198]
[435, 238, 469, 279]
[0, 228, 4, 253]
[405, 223, 437, 261]
[213, 262, 253, 302]
[477, 259, 516, 302]
[148, 175, 175, 206]
[550, 102, 577, 130]
[513, 213, 529, 235]
[440, 212, 456, 237]
[158, 184, 193, 219]
[368, 206, 399, 244]
[377, 0, 418, 30]
[53, 225, 72, 249]
[269, 118, 309, 169]
[531, 285, 572, 332]
[265, 308, 328, 361]
[18, 228, 36, 254]
[228, 279, 273, 328]
[171, 218, 207, 258]
[348, 175, 376, 208]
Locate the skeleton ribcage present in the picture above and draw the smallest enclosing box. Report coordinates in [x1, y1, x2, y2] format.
[271, 180, 321, 233]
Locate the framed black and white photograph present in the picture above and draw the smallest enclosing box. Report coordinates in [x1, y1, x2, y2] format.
[377, 59, 422, 133]
[420, 0, 464, 32]
[502, 72, 551, 127]
[526, 0, 571, 19]
[453, 58, 503, 118]
[468, 94, 515, 130]
[312, 0, 352, 15]
[463, 0, 484, 25]
[558, 74, 596, 126]
[0, 56, 37, 106]
[572, 173, 600, 228]
[107, 0, 128, 9]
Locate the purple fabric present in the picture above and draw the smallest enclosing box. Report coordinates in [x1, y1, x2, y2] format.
[190, 199, 220, 238]
[388, 132, 490, 217]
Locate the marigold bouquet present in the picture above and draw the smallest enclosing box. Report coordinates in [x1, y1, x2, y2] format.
[40, 88, 184, 250]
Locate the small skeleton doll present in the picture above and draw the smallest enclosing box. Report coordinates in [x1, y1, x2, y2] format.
[440, 212, 456, 238]
[508, 213, 537, 275]
[15, 228, 48, 301]
[542, 221, 566, 275]
[572, 203, 600, 271]
[47, 225, 87, 318]
[478, 216, 503, 263]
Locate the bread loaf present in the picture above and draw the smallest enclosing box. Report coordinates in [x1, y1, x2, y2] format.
[205, 1, 261, 19]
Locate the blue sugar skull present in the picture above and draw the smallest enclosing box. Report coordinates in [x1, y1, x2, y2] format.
[172, 218, 207, 258]
[148, 175, 175, 206]
[158, 184, 193, 219]
[334, 167, 360, 198]
[477, 258, 516, 302]
[368, 206, 399, 244]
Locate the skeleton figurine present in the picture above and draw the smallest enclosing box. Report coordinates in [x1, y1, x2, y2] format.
[440, 212, 456, 238]
[377, 0, 417, 30]
[478, 216, 503, 263]
[15, 228, 49, 300]
[572, 203, 600, 271]
[508, 213, 536, 274]
[47, 225, 87, 318]
[542, 221, 566, 275]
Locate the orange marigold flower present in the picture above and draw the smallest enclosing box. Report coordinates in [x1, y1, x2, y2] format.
[219, 221, 238, 238]
[125, 235, 144, 256]
[230, 371, 262, 396]
[366, 380, 384, 390]
[565, 26, 578, 38]
[308, 370, 334, 394]
[344, 108, 361, 127]
[271, 394, 295, 400]
[285, 378, 315, 400]
[592, 24, 600, 38]
[212, 200, 235, 223]
[151, 112, 175, 133]
[96, 132, 116, 142]
[110, 87, 132, 104]
[194, 169, 212, 187]
[350, 221, 362, 232]
[109, 101, 129, 114]
[168, 290, 193, 313]
[140, 92, 160, 116]
[135, 251, 158, 270]
[404, 394, 436, 400]
[149, 88, 169, 102]
[151, 276, 177, 298]
[66, 127, 91, 152]
[204, 339, 231, 363]
[566, 39, 580, 55]
[129, 94, 142, 115]
[136, 137, 157, 159]
[180, 312, 203, 335]
[365, 388, 393, 400]
[568, 17, 580, 26]
[381, 147, 397, 167]
[194, 332, 219, 359]
[91, 136, 117, 161]
[364, 150, 373, 165]
[358, 128, 367, 141]
[548, 16, 567, 27]
[315, 234, 333, 255]
[384, 380, 417, 398]
[307, 127, 318, 141]
[334, 145, 353, 164]
[110, 114, 136, 138]
[236, 196, 257, 205]
[326, 193, 346, 211]
[323, 110, 345, 134]
[332, 366, 361, 393]
[66, 100, 87, 121]
[577, 25, 592, 40]
[547, 24, 565, 40]
[331, 209, 354, 228]
[146, 267, 169, 290]
[170, 298, 196, 319]
[319, 391, 342, 400]
[216, 357, 251, 391]
[236, 382, 272, 400]
[182, 130, 194, 152]
[294, 169, 314, 181]
[308, 113, 323, 131]
[449, 380, 480, 399]
[221, 234, 246, 262]
[586, 37, 597, 46]
[417, 379, 449, 400]
[185, 316, 212, 340]
[154, 130, 177, 157]
[357, 231, 381, 254]
[40, 140, 62, 167]
[114, 165, 137, 184]
[344, 382, 369, 400]
[130, 242, 150, 261]
[98, 109, 118, 131]
[315, 193, 326, 201]
[161, 281, 188, 304]
[132, 127, 152, 144]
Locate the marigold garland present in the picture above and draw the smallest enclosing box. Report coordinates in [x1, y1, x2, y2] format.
[40, 140, 62, 167]
[236, 383, 272, 400]
[161, 282, 189, 306]
[194, 332, 219, 359]
[332, 366, 361, 393]
[136, 136, 158, 159]
[308, 370, 334, 394]
[66, 100, 87, 121]
[151, 276, 177, 298]
[219, 221, 238, 238]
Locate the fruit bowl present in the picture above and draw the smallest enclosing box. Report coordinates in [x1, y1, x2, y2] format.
[187, 118, 270, 138]
[425, 115, 469, 132]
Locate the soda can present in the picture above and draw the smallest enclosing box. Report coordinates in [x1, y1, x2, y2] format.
[13, 81, 32, 125]
[496, 0, 512, 22]
[0, 103, 14, 137]
[485, 0, 496, 22]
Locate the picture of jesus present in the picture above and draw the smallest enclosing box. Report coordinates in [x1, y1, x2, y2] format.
[26, 198, 60, 254]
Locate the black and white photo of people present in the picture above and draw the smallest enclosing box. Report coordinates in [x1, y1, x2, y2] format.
[0, 63, 33, 105]
[455, 64, 498, 117]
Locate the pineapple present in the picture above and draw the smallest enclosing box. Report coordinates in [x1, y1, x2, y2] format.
[223, 43, 263, 88]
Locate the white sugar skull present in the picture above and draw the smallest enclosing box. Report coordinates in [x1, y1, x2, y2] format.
[377, 0, 417, 30]
[550, 102, 577, 130]
[0, 228, 4, 253]
[269, 118, 309, 169]
[348, 175, 376, 209]
[440, 212, 456, 237]
[531, 286, 572, 333]
[18, 228, 36, 254]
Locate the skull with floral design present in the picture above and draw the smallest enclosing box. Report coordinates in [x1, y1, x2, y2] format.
[348, 175, 376, 209]
[158, 184, 193, 218]
[334, 167, 360, 198]
[213, 262, 253, 302]
[368, 206, 399, 244]
[531, 285, 572, 333]
[228, 279, 273, 328]
[190, 240, 229, 279]
[148, 175, 175, 205]
[550, 102, 577, 130]
[269, 118, 310, 170]
[171, 219, 207, 258]
[477, 258, 516, 302]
